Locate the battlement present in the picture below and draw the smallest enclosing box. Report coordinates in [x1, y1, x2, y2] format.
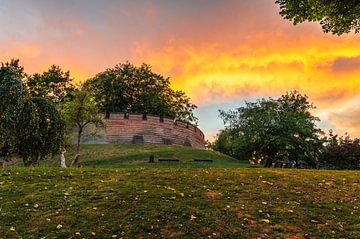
[81, 113, 205, 148]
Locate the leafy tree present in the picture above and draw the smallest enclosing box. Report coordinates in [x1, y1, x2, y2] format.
[210, 128, 239, 158]
[319, 132, 360, 170]
[0, 59, 26, 160]
[1, 59, 66, 166]
[216, 91, 324, 167]
[17, 97, 65, 166]
[26, 65, 75, 103]
[59, 90, 104, 166]
[84, 62, 198, 124]
[275, 0, 360, 35]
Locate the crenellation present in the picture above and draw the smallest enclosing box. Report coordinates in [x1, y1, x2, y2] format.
[81, 113, 205, 148]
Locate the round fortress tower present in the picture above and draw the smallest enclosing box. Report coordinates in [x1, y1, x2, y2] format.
[80, 113, 206, 149]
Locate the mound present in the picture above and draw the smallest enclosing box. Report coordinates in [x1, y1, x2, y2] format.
[46, 144, 249, 168]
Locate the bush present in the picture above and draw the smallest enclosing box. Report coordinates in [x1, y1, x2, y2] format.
[319, 134, 360, 170]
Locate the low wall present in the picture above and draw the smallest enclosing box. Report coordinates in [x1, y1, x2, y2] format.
[80, 113, 205, 148]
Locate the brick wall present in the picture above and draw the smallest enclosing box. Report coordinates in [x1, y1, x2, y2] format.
[81, 113, 205, 148]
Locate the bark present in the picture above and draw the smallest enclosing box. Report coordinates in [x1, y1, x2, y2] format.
[70, 154, 80, 167]
[70, 126, 82, 167]
[264, 157, 273, 168]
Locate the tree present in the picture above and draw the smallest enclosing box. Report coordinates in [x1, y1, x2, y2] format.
[216, 91, 324, 167]
[319, 132, 360, 170]
[26, 65, 75, 104]
[84, 62, 198, 124]
[59, 90, 104, 166]
[1, 59, 67, 166]
[275, 0, 360, 35]
[210, 128, 239, 158]
[0, 59, 26, 161]
[17, 97, 65, 166]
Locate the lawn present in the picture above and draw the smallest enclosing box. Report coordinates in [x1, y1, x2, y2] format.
[37, 144, 252, 168]
[0, 167, 359, 238]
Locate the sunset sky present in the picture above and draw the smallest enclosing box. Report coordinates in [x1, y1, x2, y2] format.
[1, 0, 360, 140]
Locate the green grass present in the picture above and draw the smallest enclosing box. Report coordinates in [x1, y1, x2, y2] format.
[1, 145, 359, 238]
[0, 167, 359, 238]
[41, 144, 252, 168]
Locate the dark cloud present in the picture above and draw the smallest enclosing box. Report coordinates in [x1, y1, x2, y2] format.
[332, 56, 360, 73]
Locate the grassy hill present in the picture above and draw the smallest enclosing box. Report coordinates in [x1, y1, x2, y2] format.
[1, 145, 359, 238]
[0, 167, 359, 238]
[41, 144, 251, 168]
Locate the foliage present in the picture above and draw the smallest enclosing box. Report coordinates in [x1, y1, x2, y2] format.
[1, 60, 66, 165]
[84, 62, 198, 124]
[215, 91, 324, 167]
[275, 0, 360, 35]
[0, 59, 26, 159]
[210, 129, 240, 159]
[17, 97, 65, 166]
[319, 132, 360, 170]
[26, 65, 75, 104]
[58, 90, 104, 165]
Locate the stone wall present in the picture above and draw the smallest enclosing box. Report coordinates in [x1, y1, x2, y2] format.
[80, 113, 205, 148]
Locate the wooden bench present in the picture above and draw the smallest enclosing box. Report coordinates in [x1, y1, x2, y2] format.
[272, 161, 295, 168]
[158, 158, 180, 162]
[194, 159, 213, 163]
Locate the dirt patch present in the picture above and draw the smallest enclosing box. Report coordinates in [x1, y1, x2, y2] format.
[169, 231, 186, 237]
[206, 190, 221, 199]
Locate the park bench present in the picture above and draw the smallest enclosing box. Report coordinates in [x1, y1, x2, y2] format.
[194, 159, 213, 163]
[158, 158, 180, 162]
[272, 161, 296, 168]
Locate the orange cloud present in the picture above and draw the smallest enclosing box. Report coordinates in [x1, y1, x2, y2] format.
[132, 32, 360, 137]
[328, 96, 360, 137]
[1, 0, 360, 138]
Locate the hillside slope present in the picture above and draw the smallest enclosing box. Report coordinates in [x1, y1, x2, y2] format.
[45, 144, 249, 168]
[0, 167, 359, 238]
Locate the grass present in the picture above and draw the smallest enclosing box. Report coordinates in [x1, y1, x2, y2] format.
[1, 145, 359, 238]
[0, 167, 359, 238]
[40, 144, 253, 168]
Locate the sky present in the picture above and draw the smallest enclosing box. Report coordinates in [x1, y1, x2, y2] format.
[1, 0, 360, 141]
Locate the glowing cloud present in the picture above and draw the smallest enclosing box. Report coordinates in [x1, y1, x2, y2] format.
[1, 0, 360, 139]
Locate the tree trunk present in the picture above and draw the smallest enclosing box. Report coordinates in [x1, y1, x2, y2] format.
[264, 157, 273, 168]
[60, 148, 67, 168]
[70, 127, 82, 167]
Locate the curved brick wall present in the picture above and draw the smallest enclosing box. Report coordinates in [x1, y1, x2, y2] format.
[81, 113, 205, 148]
